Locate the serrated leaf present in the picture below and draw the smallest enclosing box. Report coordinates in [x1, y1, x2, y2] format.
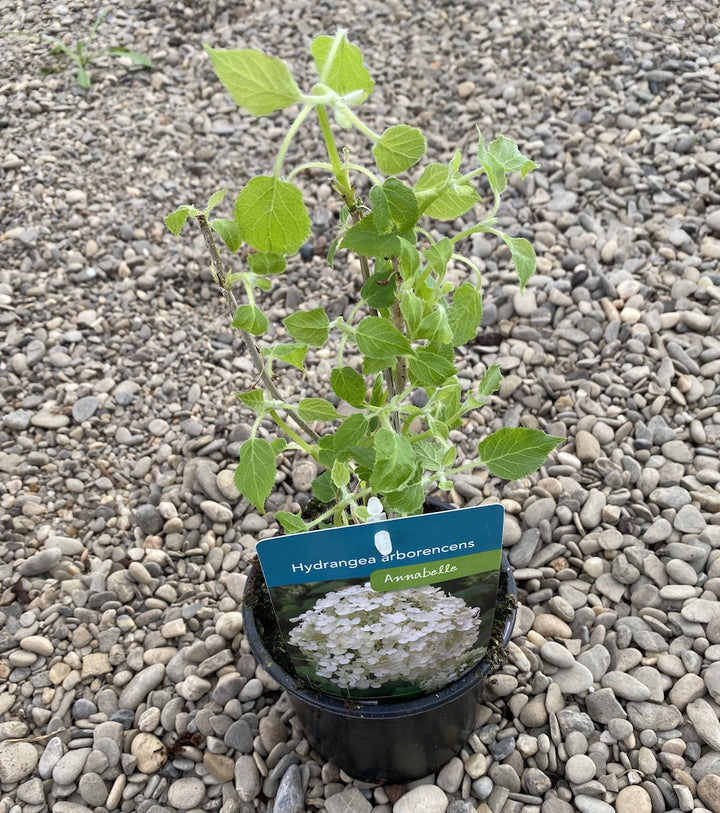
[369, 375, 384, 407]
[341, 213, 401, 258]
[502, 235, 536, 291]
[407, 348, 457, 388]
[270, 438, 288, 455]
[275, 511, 309, 534]
[231, 304, 268, 335]
[298, 398, 340, 422]
[247, 252, 287, 275]
[235, 437, 276, 511]
[369, 185, 391, 232]
[399, 289, 424, 337]
[334, 414, 369, 454]
[311, 33, 373, 99]
[448, 282, 483, 345]
[331, 460, 350, 489]
[355, 316, 412, 361]
[318, 435, 336, 468]
[414, 439, 446, 470]
[263, 342, 308, 371]
[206, 188, 228, 213]
[283, 308, 330, 346]
[478, 427, 563, 480]
[210, 218, 242, 252]
[416, 306, 453, 344]
[370, 428, 417, 492]
[477, 364, 503, 397]
[330, 367, 367, 407]
[234, 176, 310, 254]
[422, 237, 452, 276]
[204, 44, 302, 116]
[372, 125, 426, 174]
[164, 207, 194, 236]
[477, 141, 506, 198]
[312, 470, 338, 503]
[382, 479, 425, 516]
[414, 162, 479, 220]
[382, 178, 418, 231]
[487, 135, 539, 177]
[361, 265, 396, 309]
[434, 380, 462, 425]
[237, 389, 265, 412]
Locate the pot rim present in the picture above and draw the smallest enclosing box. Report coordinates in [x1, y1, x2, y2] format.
[242, 551, 516, 718]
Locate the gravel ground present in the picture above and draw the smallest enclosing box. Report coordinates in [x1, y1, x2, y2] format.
[2, 0, 720, 812]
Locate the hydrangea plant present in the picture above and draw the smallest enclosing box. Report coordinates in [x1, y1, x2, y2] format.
[166, 29, 563, 531]
[288, 582, 483, 691]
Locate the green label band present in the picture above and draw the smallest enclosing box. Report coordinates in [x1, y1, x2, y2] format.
[369, 550, 501, 592]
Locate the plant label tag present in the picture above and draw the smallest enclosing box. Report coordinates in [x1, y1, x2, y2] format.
[255, 503, 505, 701]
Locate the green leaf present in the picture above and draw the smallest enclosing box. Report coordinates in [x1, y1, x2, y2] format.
[434, 381, 462, 425]
[206, 188, 228, 213]
[77, 66, 91, 89]
[204, 44, 302, 116]
[247, 252, 287, 275]
[331, 460, 350, 489]
[311, 33, 373, 99]
[399, 289, 424, 337]
[231, 304, 268, 335]
[276, 511, 309, 534]
[262, 343, 308, 371]
[414, 161, 479, 220]
[382, 479, 425, 515]
[477, 364, 503, 397]
[486, 134, 539, 177]
[361, 265, 396, 309]
[270, 438, 288, 455]
[235, 437, 276, 511]
[448, 282, 483, 345]
[478, 427, 563, 480]
[234, 176, 310, 254]
[334, 414, 369, 454]
[407, 349, 457, 388]
[369, 186, 391, 232]
[210, 218, 242, 252]
[284, 308, 330, 346]
[502, 235, 536, 291]
[416, 307, 453, 344]
[330, 367, 367, 407]
[237, 389, 265, 412]
[106, 47, 152, 68]
[164, 206, 196, 236]
[414, 439, 447, 470]
[372, 125, 426, 174]
[478, 133, 539, 201]
[341, 213, 400, 258]
[355, 316, 412, 360]
[298, 398, 340, 422]
[422, 238, 453, 276]
[382, 179, 419, 231]
[370, 429, 417, 492]
[369, 375, 384, 407]
[312, 471, 338, 503]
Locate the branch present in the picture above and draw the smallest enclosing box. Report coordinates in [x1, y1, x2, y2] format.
[196, 213, 321, 444]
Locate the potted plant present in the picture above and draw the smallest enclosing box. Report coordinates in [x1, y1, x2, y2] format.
[167, 29, 562, 783]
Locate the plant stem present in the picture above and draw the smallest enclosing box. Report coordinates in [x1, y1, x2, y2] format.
[316, 104, 355, 207]
[195, 213, 321, 444]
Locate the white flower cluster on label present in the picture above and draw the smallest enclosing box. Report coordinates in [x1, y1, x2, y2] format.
[288, 583, 483, 691]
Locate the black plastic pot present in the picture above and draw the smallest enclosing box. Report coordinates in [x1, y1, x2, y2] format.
[242, 552, 516, 784]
